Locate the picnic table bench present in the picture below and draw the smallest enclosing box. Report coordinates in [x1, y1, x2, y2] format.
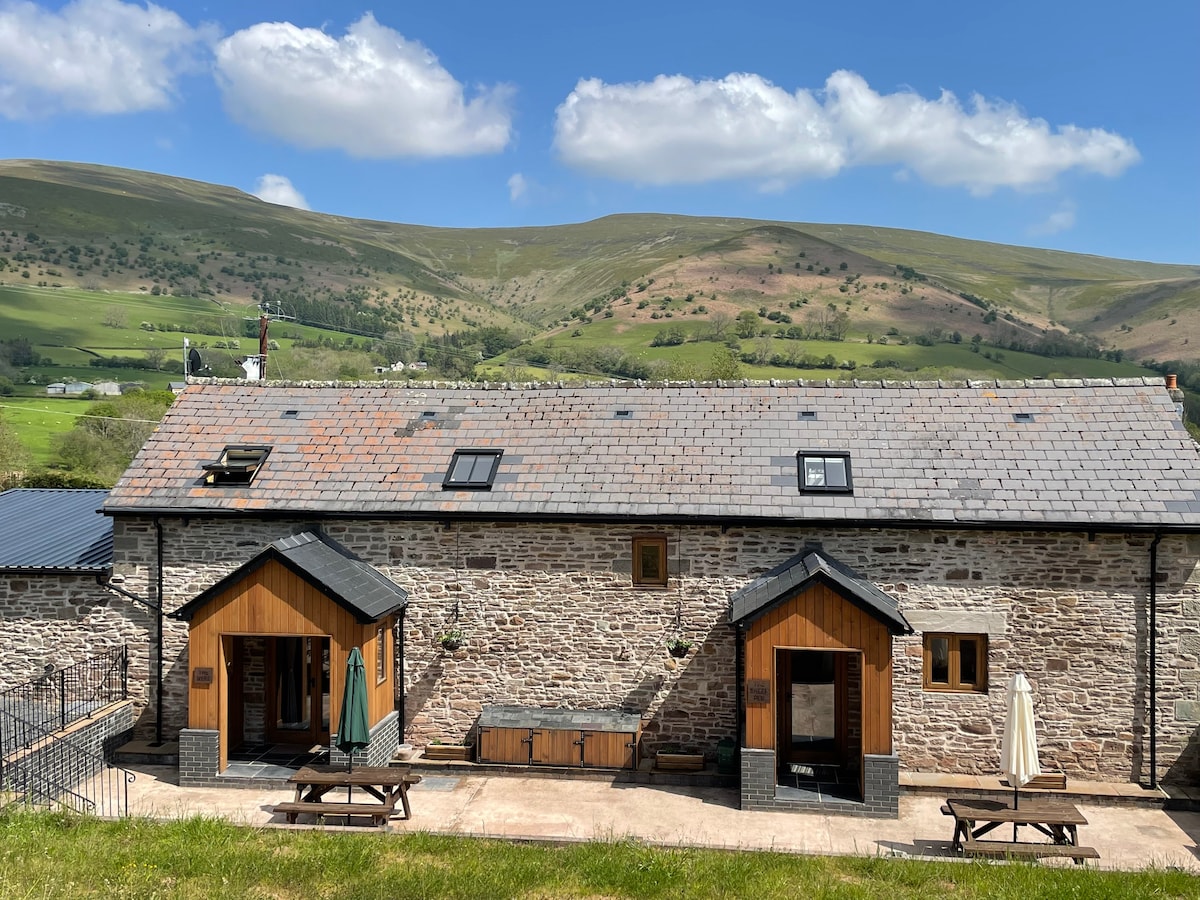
[273, 764, 422, 829]
[944, 797, 1098, 865]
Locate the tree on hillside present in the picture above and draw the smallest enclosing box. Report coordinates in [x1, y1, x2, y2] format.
[735, 310, 759, 339]
[0, 412, 30, 489]
[102, 306, 127, 328]
[707, 347, 742, 381]
[51, 391, 175, 485]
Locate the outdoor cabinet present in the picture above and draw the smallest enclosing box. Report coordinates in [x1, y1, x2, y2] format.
[477, 706, 641, 769]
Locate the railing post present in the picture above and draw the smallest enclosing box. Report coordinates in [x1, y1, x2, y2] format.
[121, 645, 128, 701]
[59, 668, 67, 733]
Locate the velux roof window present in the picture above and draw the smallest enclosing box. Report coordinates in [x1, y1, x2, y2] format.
[202, 445, 270, 486]
[797, 451, 852, 493]
[442, 449, 503, 490]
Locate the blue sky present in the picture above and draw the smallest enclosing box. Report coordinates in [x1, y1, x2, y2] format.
[1, 0, 1196, 263]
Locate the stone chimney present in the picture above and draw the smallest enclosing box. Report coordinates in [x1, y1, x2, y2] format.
[1166, 374, 1185, 420]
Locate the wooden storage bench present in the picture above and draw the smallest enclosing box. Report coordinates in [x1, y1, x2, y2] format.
[477, 705, 641, 769]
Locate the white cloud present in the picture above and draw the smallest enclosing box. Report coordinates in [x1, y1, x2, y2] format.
[554, 70, 1139, 194]
[1029, 201, 1077, 236]
[554, 74, 842, 186]
[507, 172, 528, 203]
[215, 13, 513, 158]
[252, 174, 310, 210]
[0, 0, 214, 119]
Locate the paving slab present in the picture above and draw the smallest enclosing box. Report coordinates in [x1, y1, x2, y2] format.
[118, 765, 1200, 872]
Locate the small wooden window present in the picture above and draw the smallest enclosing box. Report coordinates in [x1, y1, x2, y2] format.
[632, 536, 668, 588]
[376, 625, 387, 685]
[924, 633, 988, 692]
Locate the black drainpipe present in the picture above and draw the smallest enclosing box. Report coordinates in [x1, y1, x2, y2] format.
[1149, 531, 1162, 789]
[734, 625, 745, 755]
[397, 605, 407, 748]
[154, 518, 165, 747]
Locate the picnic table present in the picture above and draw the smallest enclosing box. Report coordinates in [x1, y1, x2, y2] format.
[273, 764, 421, 829]
[944, 797, 1099, 864]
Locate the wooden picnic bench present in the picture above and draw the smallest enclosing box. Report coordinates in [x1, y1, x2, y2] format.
[944, 797, 1098, 865]
[273, 764, 422, 829]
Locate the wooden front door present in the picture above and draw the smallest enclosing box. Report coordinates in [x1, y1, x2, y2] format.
[778, 649, 850, 766]
[266, 636, 330, 746]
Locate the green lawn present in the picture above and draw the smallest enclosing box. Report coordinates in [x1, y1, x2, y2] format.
[0, 812, 1194, 899]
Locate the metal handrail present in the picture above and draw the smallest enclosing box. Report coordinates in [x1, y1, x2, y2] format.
[0, 704, 134, 818]
[0, 648, 133, 818]
[0, 647, 128, 749]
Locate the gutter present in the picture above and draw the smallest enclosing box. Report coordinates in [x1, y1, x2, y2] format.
[101, 507, 1200, 536]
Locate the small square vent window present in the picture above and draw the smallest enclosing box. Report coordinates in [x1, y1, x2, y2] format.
[614, 409, 633, 419]
[420, 411, 438, 420]
[798, 410, 818, 420]
[281, 410, 299, 418]
[797, 451, 852, 493]
[202, 445, 270, 486]
[443, 449, 503, 490]
[1012, 412, 1035, 423]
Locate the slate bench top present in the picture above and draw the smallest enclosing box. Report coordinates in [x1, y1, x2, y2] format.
[479, 705, 641, 732]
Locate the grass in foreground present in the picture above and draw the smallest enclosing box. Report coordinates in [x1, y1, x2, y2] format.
[0, 811, 1195, 900]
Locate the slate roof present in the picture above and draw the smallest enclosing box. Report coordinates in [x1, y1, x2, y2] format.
[172, 531, 408, 624]
[104, 378, 1200, 529]
[0, 489, 112, 572]
[728, 548, 912, 634]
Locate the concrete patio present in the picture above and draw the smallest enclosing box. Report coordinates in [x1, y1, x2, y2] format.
[115, 763, 1200, 872]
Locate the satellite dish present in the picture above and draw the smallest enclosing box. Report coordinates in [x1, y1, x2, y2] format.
[187, 348, 208, 376]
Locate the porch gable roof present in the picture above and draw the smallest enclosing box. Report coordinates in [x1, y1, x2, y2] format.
[728, 548, 912, 635]
[172, 531, 407, 624]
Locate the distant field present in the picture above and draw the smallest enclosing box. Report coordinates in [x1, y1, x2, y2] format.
[0, 397, 93, 463]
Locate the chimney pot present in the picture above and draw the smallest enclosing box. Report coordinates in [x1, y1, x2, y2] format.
[1165, 374, 1178, 390]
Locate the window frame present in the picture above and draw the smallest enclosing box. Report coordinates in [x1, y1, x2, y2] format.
[923, 632, 988, 693]
[442, 449, 503, 490]
[375, 625, 387, 685]
[201, 445, 271, 486]
[796, 451, 853, 493]
[632, 535, 669, 589]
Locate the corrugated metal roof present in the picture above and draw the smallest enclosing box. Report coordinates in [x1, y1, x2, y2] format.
[0, 489, 112, 571]
[173, 531, 407, 624]
[728, 548, 912, 634]
[103, 378, 1200, 528]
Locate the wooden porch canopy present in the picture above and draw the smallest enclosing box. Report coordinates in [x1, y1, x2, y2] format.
[172, 531, 408, 766]
[729, 549, 911, 756]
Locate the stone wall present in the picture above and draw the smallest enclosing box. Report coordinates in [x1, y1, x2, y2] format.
[106, 517, 1200, 784]
[0, 572, 152, 703]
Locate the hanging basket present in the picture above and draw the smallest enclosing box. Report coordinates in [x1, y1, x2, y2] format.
[439, 630, 465, 651]
[666, 639, 693, 659]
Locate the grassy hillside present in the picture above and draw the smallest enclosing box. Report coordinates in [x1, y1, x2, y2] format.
[1, 159, 1195, 477]
[1, 160, 1195, 363]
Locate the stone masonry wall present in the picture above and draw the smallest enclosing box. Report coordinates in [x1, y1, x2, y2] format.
[107, 517, 1200, 784]
[0, 572, 152, 701]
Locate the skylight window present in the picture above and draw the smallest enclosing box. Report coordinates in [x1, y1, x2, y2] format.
[443, 449, 503, 490]
[202, 445, 270, 486]
[797, 452, 852, 493]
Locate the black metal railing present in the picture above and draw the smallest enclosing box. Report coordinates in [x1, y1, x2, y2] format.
[0, 648, 133, 818]
[0, 705, 133, 817]
[0, 647, 127, 752]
